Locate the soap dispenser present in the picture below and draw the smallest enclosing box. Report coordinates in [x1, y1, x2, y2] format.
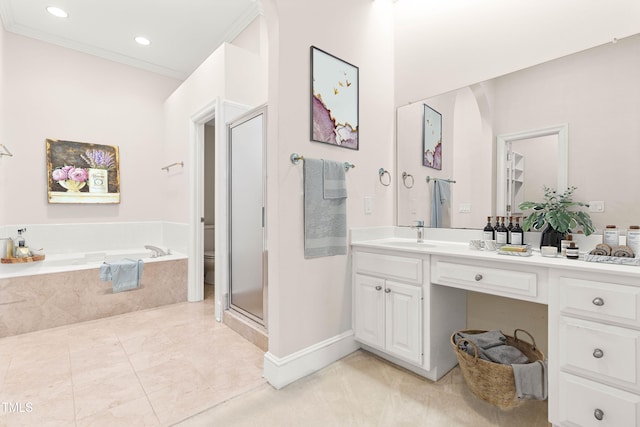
[14, 228, 30, 258]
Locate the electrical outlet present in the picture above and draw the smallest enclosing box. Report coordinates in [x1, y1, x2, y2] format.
[459, 203, 471, 213]
[589, 201, 605, 213]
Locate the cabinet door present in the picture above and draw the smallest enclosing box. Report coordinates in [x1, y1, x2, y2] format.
[354, 274, 385, 349]
[385, 280, 422, 365]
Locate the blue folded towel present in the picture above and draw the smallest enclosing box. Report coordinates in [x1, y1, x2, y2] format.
[100, 259, 143, 293]
[430, 180, 451, 228]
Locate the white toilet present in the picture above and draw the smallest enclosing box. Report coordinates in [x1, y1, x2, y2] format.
[204, 225, 215, 285]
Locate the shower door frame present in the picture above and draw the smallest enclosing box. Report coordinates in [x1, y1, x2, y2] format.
[227, 106, 268, 326]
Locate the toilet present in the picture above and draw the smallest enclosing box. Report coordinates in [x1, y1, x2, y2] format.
[204, 225, 215, 285]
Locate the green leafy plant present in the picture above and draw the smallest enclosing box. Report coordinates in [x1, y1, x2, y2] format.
[519, 186, 595, 235]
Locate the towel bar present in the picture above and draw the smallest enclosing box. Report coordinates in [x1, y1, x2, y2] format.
[0, 144, 13, 157]
[290, 153, 355, 172]
[426, 176, 456, 184]
[162, 161, 184, 172]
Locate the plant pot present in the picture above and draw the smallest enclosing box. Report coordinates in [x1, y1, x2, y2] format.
[540, 225, 565, 252]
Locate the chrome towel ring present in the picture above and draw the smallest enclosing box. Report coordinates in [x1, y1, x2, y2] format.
[402, 172, 414, 188]
[378, 168, 391, 186]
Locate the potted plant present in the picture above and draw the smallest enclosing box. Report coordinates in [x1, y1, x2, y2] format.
[519, 186, 595, 250]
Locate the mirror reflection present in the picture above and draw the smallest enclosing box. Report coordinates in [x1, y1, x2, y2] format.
[397, 33, 640, 232]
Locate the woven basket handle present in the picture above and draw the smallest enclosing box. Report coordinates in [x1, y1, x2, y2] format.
[461, 338, 481, 364]
[513, 328, 537, 351]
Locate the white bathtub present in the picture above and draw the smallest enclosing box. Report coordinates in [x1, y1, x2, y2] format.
[0, 248, 186, 280]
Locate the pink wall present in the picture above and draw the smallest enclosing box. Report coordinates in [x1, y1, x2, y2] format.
[1, 31, 180, 225]
[0, 21, 6, 225]
[394, 0, 640, 107]
[263, 0, 395, 357]
[162, 42, 266, 223]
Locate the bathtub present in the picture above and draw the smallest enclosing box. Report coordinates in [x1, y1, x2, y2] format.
[0, 248, 183, 279]
[0, 248, 188, 337]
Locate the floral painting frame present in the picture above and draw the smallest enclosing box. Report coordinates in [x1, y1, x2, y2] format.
[423, 104, 442, 170]
[310, 46, 359, 150]
[46, 138, 120, 204]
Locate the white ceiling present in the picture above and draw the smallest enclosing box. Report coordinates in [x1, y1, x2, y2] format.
[0, 0, 261, 80]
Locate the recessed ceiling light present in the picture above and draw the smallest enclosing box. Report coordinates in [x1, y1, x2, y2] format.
[135, 36, 151, 46]
[46, 6, 68, 18]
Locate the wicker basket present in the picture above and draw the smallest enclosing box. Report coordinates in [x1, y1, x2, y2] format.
[450, 329, 545, 409]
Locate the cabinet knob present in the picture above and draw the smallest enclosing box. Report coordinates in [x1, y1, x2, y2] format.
[592, 297, 605, 306]
[384, 288, 391, 293]
[375, 285, 382, 291]
[594, 408, 604, 421]
[593, 348, 604, 359]
[475, 274, 483, 281]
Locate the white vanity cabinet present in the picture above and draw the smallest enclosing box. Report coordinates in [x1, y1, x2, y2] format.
[550, 270, 640, 426]
[352, 248, 466, 381]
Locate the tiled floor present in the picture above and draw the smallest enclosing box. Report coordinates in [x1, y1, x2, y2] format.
[179, 350, 550, 427]
[1, 284, 550, 427]
[0, 285, 265, 426]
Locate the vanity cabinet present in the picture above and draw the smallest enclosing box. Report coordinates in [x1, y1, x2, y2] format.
[354, 274, 422, 364]
[352, 248, 466, 381]
[550, 271, 640, 426]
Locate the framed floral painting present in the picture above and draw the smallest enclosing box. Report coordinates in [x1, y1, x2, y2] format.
[310, 46, 359, 150]
[423, 104, 442, 170]
[46, 139, 120, 204]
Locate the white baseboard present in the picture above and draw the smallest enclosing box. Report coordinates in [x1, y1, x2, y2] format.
[263, 330, 359, 389]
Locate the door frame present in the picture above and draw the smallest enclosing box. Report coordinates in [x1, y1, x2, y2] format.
[188, 98, 250, 322]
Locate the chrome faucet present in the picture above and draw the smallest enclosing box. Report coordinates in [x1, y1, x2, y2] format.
[413, 220, 424, 243]
[145, 245, 167, 257]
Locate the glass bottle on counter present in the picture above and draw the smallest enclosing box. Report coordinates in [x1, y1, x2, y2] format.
[627, 226, 640, 257]
[483, 216, 495, 240]
[603, 225, 619, 247]
[496, 217, 508, 245]
[507, 216, 514, 243]
[510, 217, 524, 245]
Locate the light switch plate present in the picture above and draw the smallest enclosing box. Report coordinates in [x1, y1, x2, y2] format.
[364, 196, 373, 214]
[459, 203, 471, 213]
[588, 201, 605, 213]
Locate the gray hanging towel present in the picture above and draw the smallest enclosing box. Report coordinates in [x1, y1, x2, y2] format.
[430, 179, 451, 228]
[304, 158, 347, 258]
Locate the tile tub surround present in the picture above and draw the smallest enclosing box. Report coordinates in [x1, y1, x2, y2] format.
[0, 258, 187, 337]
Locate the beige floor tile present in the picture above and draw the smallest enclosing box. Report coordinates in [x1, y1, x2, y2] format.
[73, 371, 148, 421]
[0, 379, 75, 427]
[176, 350, 550, 427]
[75, 396, 160, 427]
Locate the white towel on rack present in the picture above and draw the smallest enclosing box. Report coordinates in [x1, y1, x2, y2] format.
[304, 159, 347, 258]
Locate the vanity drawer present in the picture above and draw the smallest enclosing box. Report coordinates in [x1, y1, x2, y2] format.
[431, 260, 537, 298]
[558, 373, 640, 427]
[559, 277, 640, 327]
[354, 251, 423, 284]
[559, 316, 640, 391]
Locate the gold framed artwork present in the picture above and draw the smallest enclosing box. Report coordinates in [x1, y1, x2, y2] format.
[46, 138, 120, 204]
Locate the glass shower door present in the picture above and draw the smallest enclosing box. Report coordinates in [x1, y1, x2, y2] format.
[228, 107, 266, 325]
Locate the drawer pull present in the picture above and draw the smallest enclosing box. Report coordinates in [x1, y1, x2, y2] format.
[592, 297, 605, 306]
[594, 408, 604, 421]
[375, 285, 382, 291]
[593, 348, 604, 359]
[384, 288, 391, 293]
[474, 274, 483, 281]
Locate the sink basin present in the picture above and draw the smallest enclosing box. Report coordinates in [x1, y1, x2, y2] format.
[381, 240, 434, 249]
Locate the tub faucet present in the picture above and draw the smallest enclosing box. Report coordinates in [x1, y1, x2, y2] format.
[145, 245, 167, 257]
[412, 220, 424, 243]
